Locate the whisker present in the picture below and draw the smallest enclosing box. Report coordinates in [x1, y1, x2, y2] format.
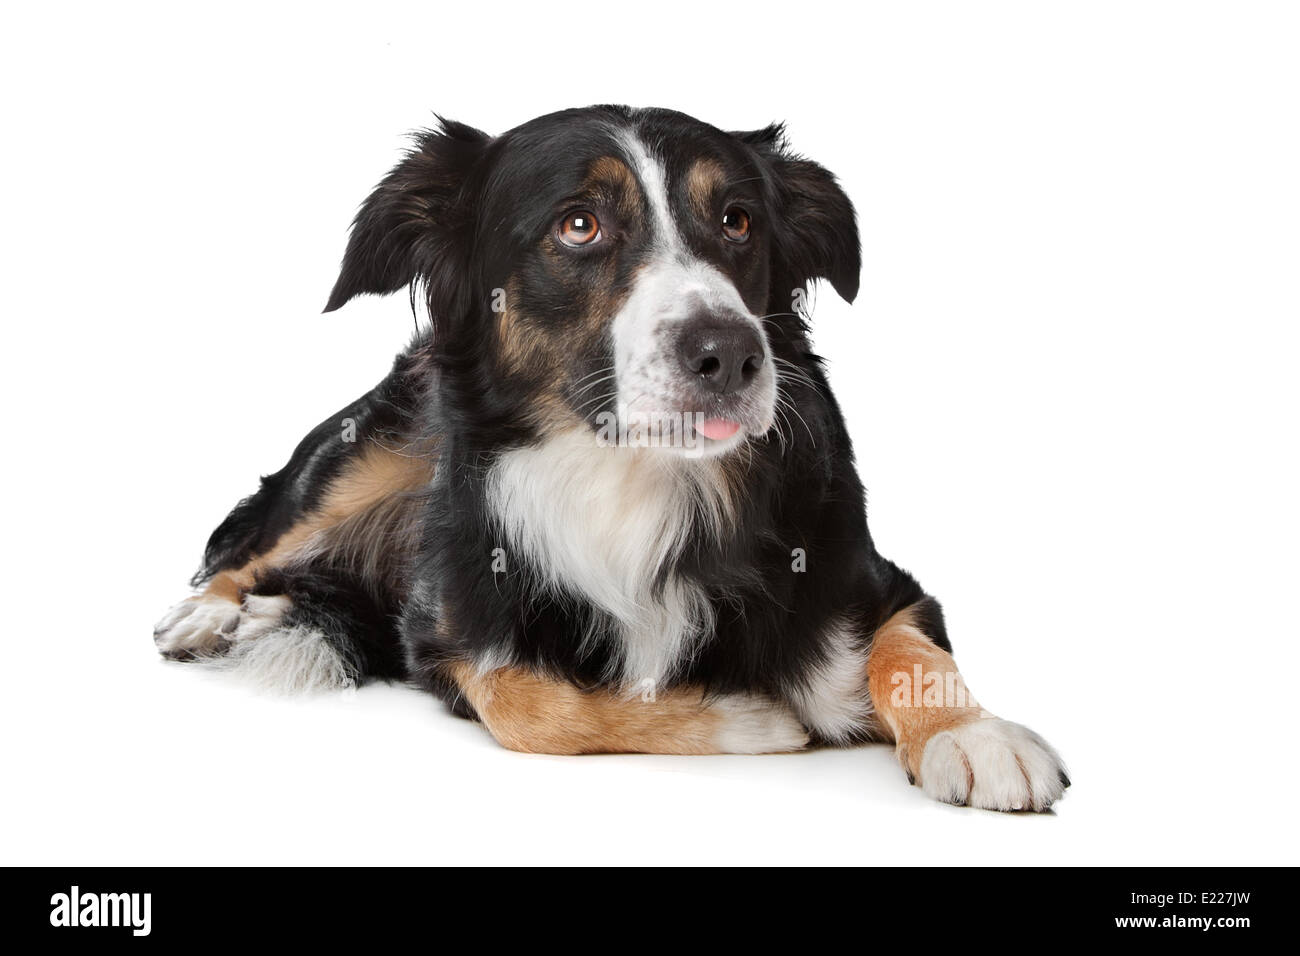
[776, 392, 817, 447]
[569, 373, 618, 400]
[773, 358, 821, 392]
[575, 389, 619, 418]
[569, 366, 615, 389]
[573, 364, 614, 382]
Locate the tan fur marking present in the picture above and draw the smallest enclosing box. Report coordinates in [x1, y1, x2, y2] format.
[204, 571, 245, 604]
[446, 661, 730, 755]
[586, 155, 635, 186]
[866, 606, 985, 780]
[314, 443, 431, 520]
[198, 443, 434, 604]
[686, 157, 725, 218]
[584, 155, 641, 223]
[495, 277, 546, 375]
[495, 309, 575, 432]
[494, 154, 649, 433]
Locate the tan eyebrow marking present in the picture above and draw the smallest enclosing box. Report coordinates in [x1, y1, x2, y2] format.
[686, 157, 727, 218]
[580, 155, 642, 224]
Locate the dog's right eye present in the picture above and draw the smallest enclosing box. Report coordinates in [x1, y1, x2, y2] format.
[557, 210, 602, 247]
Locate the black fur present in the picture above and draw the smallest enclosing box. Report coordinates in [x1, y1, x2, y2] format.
[191, 106, 949, 734]
[250, 564, 408, 682]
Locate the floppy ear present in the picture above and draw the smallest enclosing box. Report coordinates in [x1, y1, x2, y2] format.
[735, 123, 861, 304]
[323, 118, 491, 314]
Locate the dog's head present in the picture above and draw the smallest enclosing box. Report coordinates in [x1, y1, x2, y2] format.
[325, 106, 859, 457]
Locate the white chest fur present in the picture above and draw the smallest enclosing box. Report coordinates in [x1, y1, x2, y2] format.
[485, 428, 731, 688]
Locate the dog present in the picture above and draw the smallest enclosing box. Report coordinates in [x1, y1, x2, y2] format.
[154, 106, 1068, 812]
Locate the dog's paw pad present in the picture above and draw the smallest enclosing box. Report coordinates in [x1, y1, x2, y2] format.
[919, 717, 1068, 812]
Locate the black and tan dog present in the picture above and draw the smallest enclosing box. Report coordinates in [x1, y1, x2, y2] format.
[155, 106, 1068, 811]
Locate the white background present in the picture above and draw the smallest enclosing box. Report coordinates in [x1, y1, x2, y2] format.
[2, 1, 1296, 866]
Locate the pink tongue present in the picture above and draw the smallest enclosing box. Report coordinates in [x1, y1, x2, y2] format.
[697, 418, 741, 441]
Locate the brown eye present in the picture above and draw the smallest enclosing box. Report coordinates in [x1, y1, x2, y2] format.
[722, 205, 751, 242]
[558, 210, 601, 246]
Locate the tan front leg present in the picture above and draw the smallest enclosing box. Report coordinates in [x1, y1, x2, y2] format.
[446, 661, 809, 755]
[866, 606, 1069, 811]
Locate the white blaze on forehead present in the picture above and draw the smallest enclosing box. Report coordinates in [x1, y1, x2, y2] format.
[614, 128, 751, 314]
[617, 131, 684, 254]
[606, 128, 777, 440]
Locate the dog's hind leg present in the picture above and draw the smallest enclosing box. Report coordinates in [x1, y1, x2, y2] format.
[154, 438, 431, 684]
[154, 364, 435, 687]
[153, 440, 429, 689]
[434, 661, 810, 755]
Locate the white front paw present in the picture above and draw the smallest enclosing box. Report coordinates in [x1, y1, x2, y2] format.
[153, 597, 241, 658]
[153, 593, 291, 659]
[919, 717, 1069, 812]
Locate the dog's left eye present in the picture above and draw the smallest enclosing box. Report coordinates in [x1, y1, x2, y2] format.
[722, 205, 751, 243]
[557, 210, 602, 247]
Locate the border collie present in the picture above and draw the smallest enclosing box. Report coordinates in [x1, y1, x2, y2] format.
[154, 106, 1069, 812]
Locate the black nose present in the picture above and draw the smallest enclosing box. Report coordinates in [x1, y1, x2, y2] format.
[677, 321, 765, 395]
